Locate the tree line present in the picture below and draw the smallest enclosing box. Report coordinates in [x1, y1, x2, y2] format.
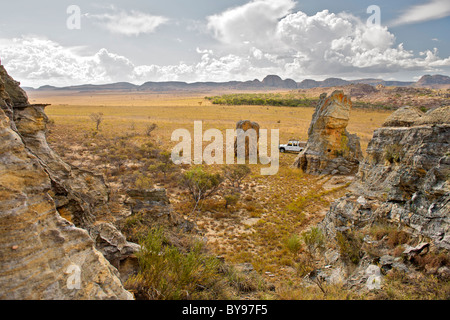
[205, 93, 316, 107]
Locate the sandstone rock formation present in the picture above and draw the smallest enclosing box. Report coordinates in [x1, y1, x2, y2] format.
[293, 90, 363, 175]
[0, 65, 133, 299]
[234, 120, 260, 161]
[350, 105, 450, 247]
[315, 105, 450, 290]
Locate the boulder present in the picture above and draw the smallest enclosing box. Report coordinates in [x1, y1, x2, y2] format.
[125, 188, 194, 232]
[90, 222, 141, 269]
[293, 90, 363, 175]
[382, 105, 423, 127]
[365, 265, 382, 290]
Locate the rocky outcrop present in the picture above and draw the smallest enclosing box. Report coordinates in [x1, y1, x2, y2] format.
[0, 65, 133, 299]
[415, 74, 450, 88]
[293, 91, 363, 175]
[351, 105, 450, 247]
[234, 120, 260, 161]
[315, 105, 450, 290]
[262, 75, 298, 89]
[349, 84, 378, 99]
[124, 188, 195, 234]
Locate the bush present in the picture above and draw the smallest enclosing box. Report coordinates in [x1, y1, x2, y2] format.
[336, 230, 363, 265]
[222, 164, 251, 191]
[224, 193, 240, 209]
[205, 93, 313, 107]
[135, 174, 153, 189]
[126, 227, 221, 300]
[180, 166, 224, 209]
[368, 223, 410, 249]
[148, 151, 174, 180]
[285, 234, 302, 255]
[301, 227, 325, 259]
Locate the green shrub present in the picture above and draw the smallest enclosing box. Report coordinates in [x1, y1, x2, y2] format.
[205, 93, 313, 107]
[126, 227, 221, 300]
[135, 174, 153, 189]
[301, 227, 325, 259]
[222, 164, 251, 191]
[336, 230, 363, 265]
[180, 166, 224, 207]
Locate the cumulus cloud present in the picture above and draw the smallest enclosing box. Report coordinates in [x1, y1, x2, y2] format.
[0, 37, 137, 86]
[207, 0, 295, 46]
[205, 5, 450, 78]
[89, 9, 169, 36]
[390, 0, 450, 27]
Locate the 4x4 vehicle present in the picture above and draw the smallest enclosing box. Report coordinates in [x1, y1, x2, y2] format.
[279, 139, 306, 153]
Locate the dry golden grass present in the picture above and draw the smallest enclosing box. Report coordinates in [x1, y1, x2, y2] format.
[30, 90, 390, 153]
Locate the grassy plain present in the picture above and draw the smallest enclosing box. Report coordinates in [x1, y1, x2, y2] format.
[29, 90, 391, 152]
[28, 89, 393, 299]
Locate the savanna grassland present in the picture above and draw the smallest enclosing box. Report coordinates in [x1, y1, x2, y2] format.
[28, 89, 393, 299]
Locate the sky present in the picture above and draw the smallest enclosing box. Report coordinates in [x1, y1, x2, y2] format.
[0, 0, 449, 88]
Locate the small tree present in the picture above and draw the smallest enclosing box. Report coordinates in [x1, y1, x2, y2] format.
[301, 227, 325, 262]
[301, 227, 326, 295]
[149, 151, 174, 180]
[180, 166, 223, 214]
[222, 164, 251, 191]
[145, 123, 157, 136]
[90, 112, 104, 131]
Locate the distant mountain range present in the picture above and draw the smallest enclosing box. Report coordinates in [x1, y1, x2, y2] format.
[23, 74, 450, 92]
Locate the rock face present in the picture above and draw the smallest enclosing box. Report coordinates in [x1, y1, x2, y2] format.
[13, 103, 110, 228]
[293, 91, 363, 175]
[0, 65, 133, 299]
[351, 105, 450, 247]
[316, 105, 450, 289]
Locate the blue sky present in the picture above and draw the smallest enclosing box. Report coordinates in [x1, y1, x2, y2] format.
[0, 0, 449, 87]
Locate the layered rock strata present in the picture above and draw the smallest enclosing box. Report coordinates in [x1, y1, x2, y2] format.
[293, 90, 363, 175]
[0, 65, 133, 299]
[317, 105, 449, 289]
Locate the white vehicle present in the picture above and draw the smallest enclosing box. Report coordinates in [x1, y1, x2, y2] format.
[279, 140, 305, 153]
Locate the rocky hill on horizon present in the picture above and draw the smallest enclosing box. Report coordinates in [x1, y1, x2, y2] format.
[22, 74, 450, 93]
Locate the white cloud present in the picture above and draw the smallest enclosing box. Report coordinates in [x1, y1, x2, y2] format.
[1, 2, 450, 87]
[206, 6, 450, 78]
[90, 10, 169, 36]
[0, 37, 137, 86]
[390, 0, 450, 27]
[207, 0, 295, 46]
